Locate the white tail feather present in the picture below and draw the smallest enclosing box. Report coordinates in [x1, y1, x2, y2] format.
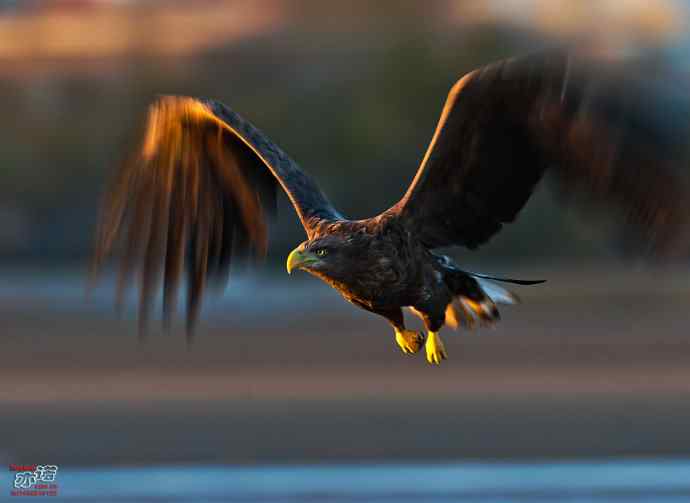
[475, 277, 519, 305]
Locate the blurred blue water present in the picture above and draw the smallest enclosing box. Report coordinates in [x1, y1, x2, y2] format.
[0, 268, 344, 319]
[4, 459, 690, 502]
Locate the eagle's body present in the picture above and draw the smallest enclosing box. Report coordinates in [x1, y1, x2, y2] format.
[305, 218, 425, 310]
[93, 50, 690, 364]
[303, 217, 489, 326]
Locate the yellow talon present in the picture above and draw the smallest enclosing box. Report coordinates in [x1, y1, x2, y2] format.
[395, 329, 425, 354]
[425, 331, 447, 365]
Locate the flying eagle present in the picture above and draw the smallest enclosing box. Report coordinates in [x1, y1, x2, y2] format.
[92, 50, 690, 364]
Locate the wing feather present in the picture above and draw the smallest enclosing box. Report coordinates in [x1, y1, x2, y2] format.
[387, 50, 690, 256]
[162, 165, 187, 330]
[92, 96, 341, 334]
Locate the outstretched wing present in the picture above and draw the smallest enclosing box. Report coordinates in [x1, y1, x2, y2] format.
[387, 50, 690, 255]
[92, 96, 341, 335]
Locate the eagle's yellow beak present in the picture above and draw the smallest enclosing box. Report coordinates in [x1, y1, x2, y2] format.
[286, 247, 318, 274]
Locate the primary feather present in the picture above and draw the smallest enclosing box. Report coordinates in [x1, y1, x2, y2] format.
[386, 50, 690, 255]
[92, 97, 341, 336]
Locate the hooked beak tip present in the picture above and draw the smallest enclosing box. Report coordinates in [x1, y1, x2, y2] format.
[286, 248, 303, 275]
[286, 247, 319, 274]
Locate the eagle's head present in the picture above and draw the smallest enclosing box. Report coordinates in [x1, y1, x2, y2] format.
[285, 232, 369, 283]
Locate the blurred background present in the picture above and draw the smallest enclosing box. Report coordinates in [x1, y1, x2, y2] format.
[2, 1, 690, 501]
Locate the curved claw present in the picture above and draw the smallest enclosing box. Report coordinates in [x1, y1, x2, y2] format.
[425, 331, 448, 365]
[395, 329, 425, 354]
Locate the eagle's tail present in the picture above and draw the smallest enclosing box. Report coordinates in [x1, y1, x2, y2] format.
[444, 273, 539, 330]
[467, 272, 546, 286]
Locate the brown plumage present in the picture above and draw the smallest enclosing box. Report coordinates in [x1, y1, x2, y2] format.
[92, 50, 690, 364]
[390, 51, 689, 252]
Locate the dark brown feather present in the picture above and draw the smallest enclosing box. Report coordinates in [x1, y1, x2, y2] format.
[162, 162, 186, 330]
[92, 96, 341, 333]
[387, 50, 690, 255]
[115, 167, 152, 314]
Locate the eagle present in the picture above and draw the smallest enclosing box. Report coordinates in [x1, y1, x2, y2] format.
[92, 50, 690, 365]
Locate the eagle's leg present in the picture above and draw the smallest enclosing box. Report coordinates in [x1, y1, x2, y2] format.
[415, 308, 448, 365]
[425, 331, 448, 365]
[378, 307, 425, 355]
[396, 328, 426, 355]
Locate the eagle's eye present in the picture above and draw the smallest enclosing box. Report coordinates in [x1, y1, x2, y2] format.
[315, 248, 328, 257]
